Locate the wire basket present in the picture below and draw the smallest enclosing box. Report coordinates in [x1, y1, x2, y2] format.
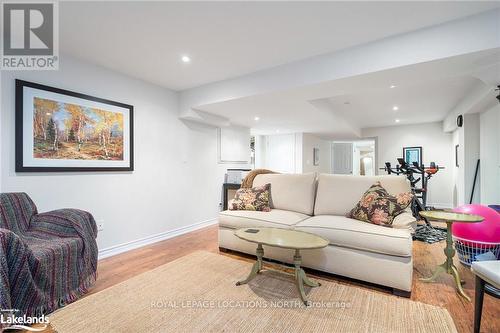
[453, 236, 500, 266]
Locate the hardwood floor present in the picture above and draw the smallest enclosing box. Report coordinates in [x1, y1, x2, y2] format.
[69, 225, 500, 332]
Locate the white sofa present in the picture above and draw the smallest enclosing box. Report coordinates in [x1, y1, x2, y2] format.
[218, 173, 416, 295]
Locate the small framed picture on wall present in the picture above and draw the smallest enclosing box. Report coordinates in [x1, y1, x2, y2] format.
[455, 144, 459, 167]
[403, 146, 422, 166]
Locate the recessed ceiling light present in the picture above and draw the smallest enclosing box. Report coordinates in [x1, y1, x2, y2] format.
[276, 130, 280, 133]
[390, 85, 396, 89]
[392, 106, 399, 111]
[46, 113, 51, 116]
[395, 119, 400, 123]
[254, 116, 260, 121]
[181, 55, 191, 63]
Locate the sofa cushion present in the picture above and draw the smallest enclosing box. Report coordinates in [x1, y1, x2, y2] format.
[294, 215, 412, 257]
[253, 173, 316, 215]
[219, 209, 309, 229]
[314, 174, 411, 216]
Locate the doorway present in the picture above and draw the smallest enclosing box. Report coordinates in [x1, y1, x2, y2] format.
[331, 139, 376, 176]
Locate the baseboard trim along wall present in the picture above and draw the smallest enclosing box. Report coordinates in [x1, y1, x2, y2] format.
[98, 218, 218, 260]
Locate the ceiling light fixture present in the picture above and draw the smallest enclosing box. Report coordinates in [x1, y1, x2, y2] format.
[181, 55, 191, 63]
[390, 85, 396, 89]
[392, 106, 399, 111]
[395, 119, 400, 123]
[276, 130, 280, 133]
[254, 116, 260, 121]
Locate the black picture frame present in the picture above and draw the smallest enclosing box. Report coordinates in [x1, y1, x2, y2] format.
[402, 146, 422, 166]
[455, 144, 459, 167]
[15, 79, 134, 172]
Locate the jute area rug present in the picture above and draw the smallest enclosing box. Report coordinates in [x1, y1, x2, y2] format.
[50, 251, 457, 333]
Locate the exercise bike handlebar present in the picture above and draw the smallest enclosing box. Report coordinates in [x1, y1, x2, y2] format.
[380, 162, 403, 175]
[380, 161, 446, 175]
[411, 161, 445, 171]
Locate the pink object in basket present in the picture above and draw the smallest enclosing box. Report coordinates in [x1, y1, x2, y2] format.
[451, 205, 500, 245]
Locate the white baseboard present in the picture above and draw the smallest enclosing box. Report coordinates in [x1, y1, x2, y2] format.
[98, 218, 218, 260]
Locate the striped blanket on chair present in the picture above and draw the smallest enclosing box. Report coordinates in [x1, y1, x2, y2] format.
[0, 193, 98, 320]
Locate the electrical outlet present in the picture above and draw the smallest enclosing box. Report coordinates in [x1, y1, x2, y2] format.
[97, 220, 104, 231]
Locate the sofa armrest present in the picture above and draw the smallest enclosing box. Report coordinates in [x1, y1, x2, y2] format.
[392, 212, 417, 232]
[31, 209, 98, 239]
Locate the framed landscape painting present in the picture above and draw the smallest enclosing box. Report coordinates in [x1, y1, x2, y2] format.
[16, 80, 134, 172]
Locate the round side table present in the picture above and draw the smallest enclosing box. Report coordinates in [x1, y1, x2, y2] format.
[419, 210, 484, 302]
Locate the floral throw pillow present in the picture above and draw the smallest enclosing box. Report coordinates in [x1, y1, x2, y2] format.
[228, 183, 271, 212]
[348, 182, 413, 227]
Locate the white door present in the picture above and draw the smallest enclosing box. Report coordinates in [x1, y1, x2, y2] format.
[332, 143, 353, 174]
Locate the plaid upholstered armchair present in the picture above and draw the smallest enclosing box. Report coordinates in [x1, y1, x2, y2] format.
[0, 193, 98, 317]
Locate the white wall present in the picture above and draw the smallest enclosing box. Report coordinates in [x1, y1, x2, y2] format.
[256, 133, 331, 175]
[217, 126, 251, 163]
[362, 122, 454, 208]
[480, 105, 500, 205]
[302, 133, 331, 174]
[258, 133, 302, 173]
[0, 56, 249, 253]
[254, 135, 265, 169]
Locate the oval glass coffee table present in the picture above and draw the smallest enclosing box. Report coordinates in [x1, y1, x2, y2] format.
[234, 227, 329, 305]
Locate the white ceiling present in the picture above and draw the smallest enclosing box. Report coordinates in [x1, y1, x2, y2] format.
[325, 76, 481, 129]
[60, 1, 500, 91]
[199, 49, 500, 138]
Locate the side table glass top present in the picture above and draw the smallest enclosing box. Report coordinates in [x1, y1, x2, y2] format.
[234, 227, 329, 250]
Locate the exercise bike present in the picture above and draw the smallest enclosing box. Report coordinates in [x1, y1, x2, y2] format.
[382, 159, 447, 243]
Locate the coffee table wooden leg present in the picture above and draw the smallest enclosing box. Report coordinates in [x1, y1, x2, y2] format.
[293, 250, 308, 305]
[295, 272, 308, 306]
[236, 243, 263, 286]
[300, 269, 321, 287]
[293, 249, 321, 305]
